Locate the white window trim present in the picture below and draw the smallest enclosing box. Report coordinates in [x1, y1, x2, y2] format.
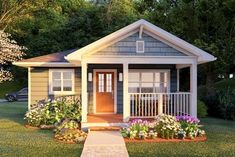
[128, 69, 171, 93]
[49, 69, 75, 95]
[136, 40, 145, 53]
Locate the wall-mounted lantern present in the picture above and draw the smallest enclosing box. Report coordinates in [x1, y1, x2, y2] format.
[119, 73, 123, 82]
[88, 72, 93, 82]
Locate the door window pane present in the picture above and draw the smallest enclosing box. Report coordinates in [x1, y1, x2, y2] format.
[106, 74, 112, 92]
[98, 74, 104, 92]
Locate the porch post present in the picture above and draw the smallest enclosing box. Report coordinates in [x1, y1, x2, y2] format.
[190, 60, 197, 117]
[177, 68, 180, 92]
[123, 63, 130, 122]
[81, 62, 88, 122]
[28, 67, 31, 111]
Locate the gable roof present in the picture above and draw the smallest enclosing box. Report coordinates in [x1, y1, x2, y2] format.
[65, 19, 216, 63]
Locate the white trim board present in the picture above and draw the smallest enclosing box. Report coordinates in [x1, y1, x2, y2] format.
[13, 62, 80, 68]
[93, 69, 117, 114]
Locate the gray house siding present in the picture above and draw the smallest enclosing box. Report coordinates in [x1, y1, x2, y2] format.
[94, 33, 186, 56]
[30, 67, 81, 105]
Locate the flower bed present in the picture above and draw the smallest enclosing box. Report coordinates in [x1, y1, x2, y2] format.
[24, 99, 86, 144]
[121, 114, 206, 142]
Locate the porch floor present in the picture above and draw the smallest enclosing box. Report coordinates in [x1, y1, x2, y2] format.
[87, 114, 123, 123]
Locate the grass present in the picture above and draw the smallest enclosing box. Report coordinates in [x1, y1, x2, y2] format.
[0, 102, 235, 157]
[0, 102, 83, 157]
[126, 118, 235, 157]
[0, 81, 24, 98]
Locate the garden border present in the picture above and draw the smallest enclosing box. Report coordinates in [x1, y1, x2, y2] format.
[124, 136, 207, 143]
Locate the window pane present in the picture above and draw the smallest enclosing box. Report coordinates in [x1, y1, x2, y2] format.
[141, 82, 153, 93]
[160, 72, 165, 83]
[53, 72, 61, 80]
[164, 72, 167, 82]
[128, 82, 140, 93]
[63, 72, 72, 80]
[106, 74, 112, 92]
[155, 73, 160, 82]
[53, 80, 61, 91]
[141, 73, 153, 82]
[63, 80, 72, 91]
[129, 72, 139, 82]
[98, 74, 104, 92]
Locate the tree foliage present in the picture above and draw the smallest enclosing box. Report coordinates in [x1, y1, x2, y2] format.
[0, 31, 25, 83]
[0, 0, 234, 86]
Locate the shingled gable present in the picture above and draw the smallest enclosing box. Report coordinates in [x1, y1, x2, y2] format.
[65, 19, 216, 63]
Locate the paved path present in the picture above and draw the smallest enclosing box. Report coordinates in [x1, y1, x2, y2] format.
[81, 131, 129, 157]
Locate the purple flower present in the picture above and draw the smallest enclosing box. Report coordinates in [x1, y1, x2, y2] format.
[176, 115, 200, 124]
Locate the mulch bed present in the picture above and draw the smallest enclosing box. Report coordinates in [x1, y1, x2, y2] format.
[25, 124, 55, 130]
[124, 136, 207, 143]
[25, 125, 41, 130]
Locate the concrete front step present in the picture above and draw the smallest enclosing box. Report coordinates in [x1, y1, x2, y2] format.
[88, 126, 121, 132]
[82, 122, 128, 131]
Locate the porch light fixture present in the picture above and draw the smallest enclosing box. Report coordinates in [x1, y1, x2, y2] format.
[88, 72, 93, 82]
[119, 73, 123, 82]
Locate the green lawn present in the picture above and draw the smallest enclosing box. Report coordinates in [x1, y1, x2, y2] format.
[0, 102, 83, 157]
[0, 102, 235, 157]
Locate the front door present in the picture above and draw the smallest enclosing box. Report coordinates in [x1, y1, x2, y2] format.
[96, 71, 115, 113]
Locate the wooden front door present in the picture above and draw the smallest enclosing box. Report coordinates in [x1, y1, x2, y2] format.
[96, 72, 115, 113]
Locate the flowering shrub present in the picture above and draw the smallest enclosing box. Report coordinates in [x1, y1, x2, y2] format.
[25, 99, 81, 127]
[121, 119, 151, 139]
[176, 115, 205, 139]
[121, 115, 206, 140]
[155, 114, 180, 139]
[24, 108, 44, 127]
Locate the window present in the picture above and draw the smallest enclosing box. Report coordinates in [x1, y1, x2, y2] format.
[49, 69, 74, 94]
[136, 41, 145, 53]
[128, 70, 169, 93]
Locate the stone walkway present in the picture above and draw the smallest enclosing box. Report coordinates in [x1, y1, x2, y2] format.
[81, 131, 129, 157]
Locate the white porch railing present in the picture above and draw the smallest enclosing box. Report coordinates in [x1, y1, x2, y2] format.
[129, 92, 191, 118]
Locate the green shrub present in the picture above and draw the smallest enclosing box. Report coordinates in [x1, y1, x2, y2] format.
[217, 88, 235, 120]
[197, 100, 208, 118]
[55, 119, 79, 133]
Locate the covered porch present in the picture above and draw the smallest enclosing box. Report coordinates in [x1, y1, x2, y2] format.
[81, 57, 197, 123]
